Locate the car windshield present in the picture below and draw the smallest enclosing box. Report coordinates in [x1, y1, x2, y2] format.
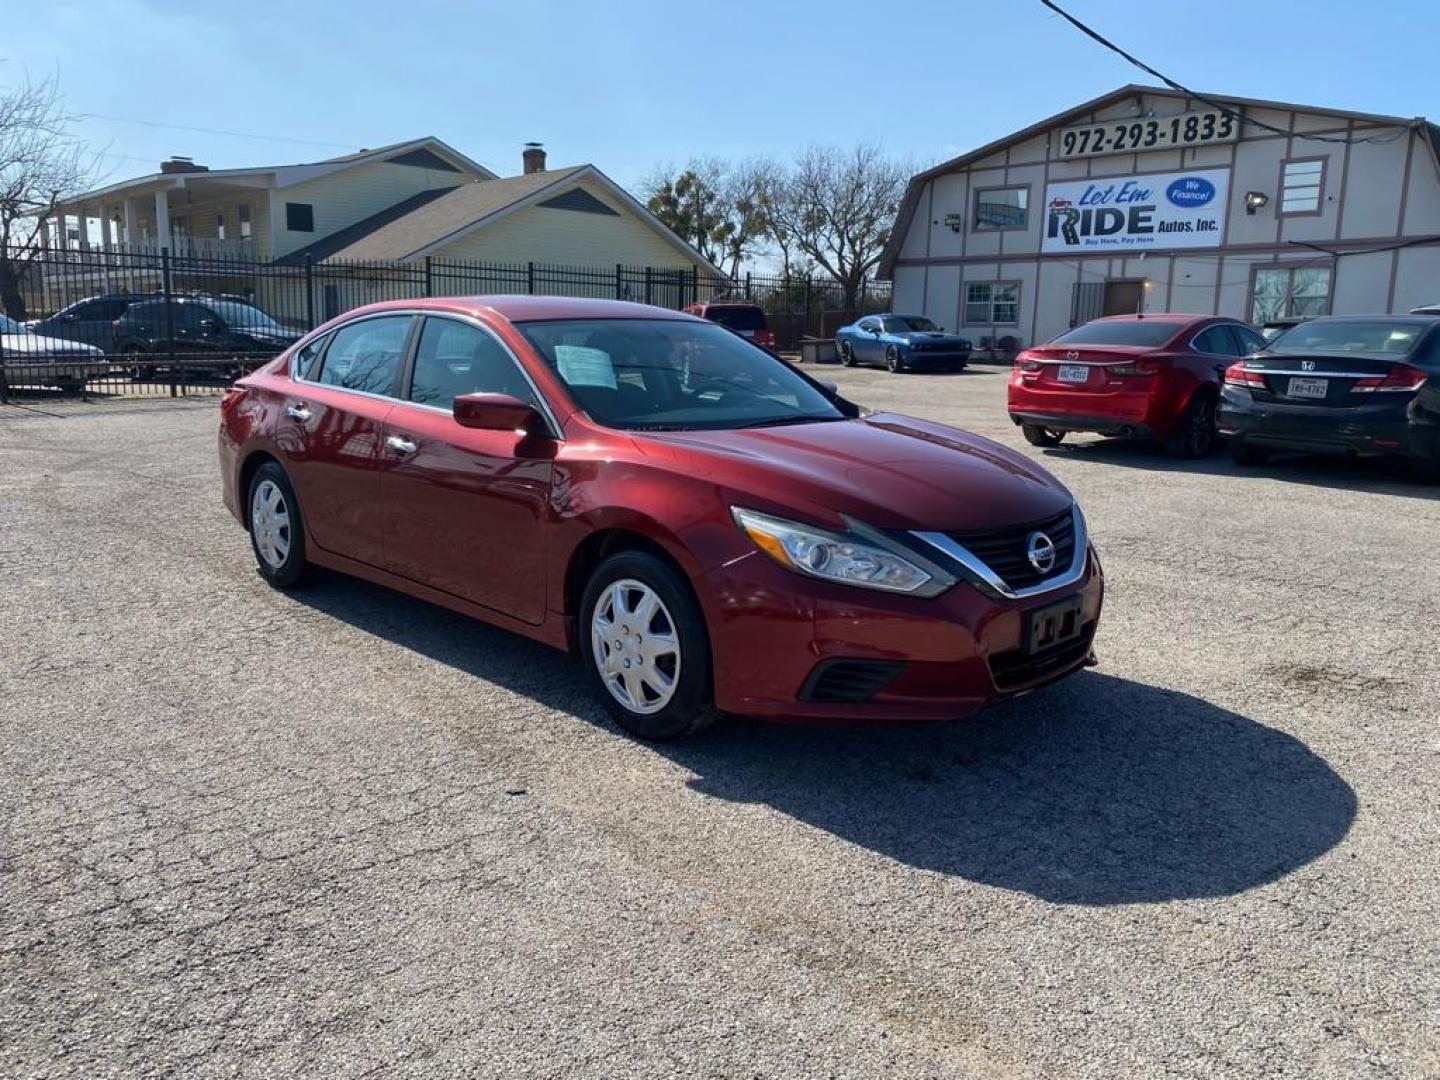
[207, 300, 282, 330]
[1269, 320, 1425, 354]
[882, 316, 939, 333]
[519, 318, 844, 431]
[704, 306, 766, 331]
[0, 314, 26, 334]
[1049, 321, 1184, 346]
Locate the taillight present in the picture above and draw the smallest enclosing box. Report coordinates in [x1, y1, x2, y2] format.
[1014, 351, 1041, 373]
[1224, 362, 1266, 389]
[1110, 360, 1162, 378]
[1352, 364, 1427, 394]
[111, 319, 121, 333]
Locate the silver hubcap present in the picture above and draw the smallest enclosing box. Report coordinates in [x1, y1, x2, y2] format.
[250, 479, 291, 570]
[590, 579, 681, 715]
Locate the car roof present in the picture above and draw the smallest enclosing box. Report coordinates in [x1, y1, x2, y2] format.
[1299, 313, 1440, 324]
[340, 295, 708, 323]
[1087, 313, 1218, 325]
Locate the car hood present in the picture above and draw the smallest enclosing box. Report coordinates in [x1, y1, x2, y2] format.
[1, 332, 104, 357]
[638, 412, 1071, 532]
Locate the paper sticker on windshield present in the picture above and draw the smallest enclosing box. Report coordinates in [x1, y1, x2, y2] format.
[555, 345, 617, 389]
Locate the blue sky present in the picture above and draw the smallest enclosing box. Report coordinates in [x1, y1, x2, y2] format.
[8, 0, 1438, 192]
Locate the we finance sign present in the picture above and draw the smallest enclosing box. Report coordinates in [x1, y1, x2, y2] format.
[1041, 169, 1229, 253]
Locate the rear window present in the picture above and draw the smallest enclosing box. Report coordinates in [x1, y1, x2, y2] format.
[1050, 321, 1184, 347]
[702, 306, 766, 332]
[1270, 320, 1426, 354]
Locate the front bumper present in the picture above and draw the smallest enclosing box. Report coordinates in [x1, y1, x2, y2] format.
[902, 349, 969, 368]
[1218, 390, 1439, 460]
[696, 546, 1104, 723]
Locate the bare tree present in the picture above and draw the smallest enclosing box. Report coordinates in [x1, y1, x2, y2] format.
[0, 74, 99, 319]
[763, 144, 908, 309]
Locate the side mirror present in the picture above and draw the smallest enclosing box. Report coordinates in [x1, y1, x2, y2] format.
[453, 391, 546, 436]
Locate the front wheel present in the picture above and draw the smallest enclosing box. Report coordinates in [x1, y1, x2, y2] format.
[886, 346, 903, 373]
[580, 551, 717, 739]
[1021, 423, 1065, 448]
[1164, 394, 1218, 458]
[839, 342, 856, 367]
[248, 461, 309, 589]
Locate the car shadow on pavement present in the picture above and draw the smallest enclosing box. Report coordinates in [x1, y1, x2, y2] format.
[295, 576, 1356, 907]
[1042, 437, 1439, 499]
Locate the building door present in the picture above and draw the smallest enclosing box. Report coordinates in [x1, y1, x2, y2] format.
[1103, 279, 1145, 317]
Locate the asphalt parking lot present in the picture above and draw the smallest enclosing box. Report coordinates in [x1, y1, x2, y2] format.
[2, 363, 1437, 1079]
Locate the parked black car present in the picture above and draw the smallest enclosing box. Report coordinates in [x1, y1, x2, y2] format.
[1218, 315, 1440, 482]
[28, 294, 146, 353]
[114, 297, 300, 378]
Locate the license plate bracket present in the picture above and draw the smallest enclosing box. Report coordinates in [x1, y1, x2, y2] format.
[1057, 364, 1089, 384]
[1025, 594, 1084, 655]
[1286, 376, 1329, 400]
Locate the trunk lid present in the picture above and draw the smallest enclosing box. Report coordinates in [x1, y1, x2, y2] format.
[1020, 344, 1161, 392]
[1242, 351, 1425, 406]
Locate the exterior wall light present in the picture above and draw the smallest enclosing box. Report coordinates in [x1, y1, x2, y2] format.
[943, 213, 963, 233]
[1244, 191, 1270, 215]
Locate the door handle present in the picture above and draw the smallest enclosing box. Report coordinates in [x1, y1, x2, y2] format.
[285, 402, 311, 421]
[385, 435, 417, 455]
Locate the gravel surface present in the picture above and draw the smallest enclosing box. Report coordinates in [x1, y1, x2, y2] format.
[2, 366, 1437, 1079]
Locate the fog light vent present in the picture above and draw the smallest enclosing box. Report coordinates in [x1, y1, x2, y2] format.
[799, 659, 906, 703]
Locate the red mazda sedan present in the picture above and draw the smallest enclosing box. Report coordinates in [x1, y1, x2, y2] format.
[1008, 314, 1269, 457]
[220, 297, 1104, 738]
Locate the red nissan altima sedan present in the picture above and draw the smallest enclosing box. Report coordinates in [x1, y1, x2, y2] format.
[219, 297, 1104, 738]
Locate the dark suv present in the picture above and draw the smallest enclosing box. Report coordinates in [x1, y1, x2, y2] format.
[28, 294, 146, 353]
[114, 297, 300, 378]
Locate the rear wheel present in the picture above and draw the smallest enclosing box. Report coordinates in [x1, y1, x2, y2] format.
[580, 551, 717, 740]
[248, 462, 309, 589]
[120, 344, 146, 381]
[1164, 393, 1219, 458]
[1021, 423, 1065, 448]
[1229, 440, 1271, 467]
[886, 346, 903, 373]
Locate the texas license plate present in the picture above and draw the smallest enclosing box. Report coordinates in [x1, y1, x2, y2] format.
[1057, 364, 1089, 384]
[1287, 376, 1329, 399]
[1026, 595, 1084, 654]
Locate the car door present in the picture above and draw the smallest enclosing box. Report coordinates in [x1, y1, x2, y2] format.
[277, 313, 416, 569]
[1191, 324, 1244, 381]
[380, 315, 553, 625]
[854, 317, 883, 363]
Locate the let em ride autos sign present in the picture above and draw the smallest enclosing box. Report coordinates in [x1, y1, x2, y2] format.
[1041, 169, 1230, 254]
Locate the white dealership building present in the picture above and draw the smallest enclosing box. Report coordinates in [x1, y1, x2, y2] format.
[878, 85, 1440, 346]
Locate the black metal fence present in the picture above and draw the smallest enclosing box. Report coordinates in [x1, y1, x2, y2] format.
[1, 245, 890, 402]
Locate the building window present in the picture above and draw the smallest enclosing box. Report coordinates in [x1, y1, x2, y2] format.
[965, 281, 1021, 324]
[1280, 159, 1326, 215]
[1250, 265, 1332, 322]
[216, 212, 226, 240]
[286, 202, 315, 232]
[973, 186, 1029, 231]
[238, 203, 252, 239]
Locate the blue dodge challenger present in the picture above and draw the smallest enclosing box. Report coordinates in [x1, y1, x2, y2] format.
[834, 315, 972, 373]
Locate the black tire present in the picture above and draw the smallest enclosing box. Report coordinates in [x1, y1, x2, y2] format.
[120, 344, 146, 381]
[1229, 440, 1271, 467]
[1164, 393, 1219, 459]
[247, 461, 309, 589]
[1021, 423, 1065, 448]
[1410, 454, 1440, 485]
[886, 346, 903, 373]
[839, 342, 856, 367]
[579, 550, 717, 740]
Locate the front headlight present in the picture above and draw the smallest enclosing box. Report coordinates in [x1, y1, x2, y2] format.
[731, 507, 953, 596]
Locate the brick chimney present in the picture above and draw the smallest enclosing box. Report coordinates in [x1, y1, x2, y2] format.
[522, 142, 546, 175]
[160, 156, 209, 174]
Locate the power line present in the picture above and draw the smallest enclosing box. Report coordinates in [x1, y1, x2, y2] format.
[1037, 0, 1410, 146]
[75, 112, 361, 151]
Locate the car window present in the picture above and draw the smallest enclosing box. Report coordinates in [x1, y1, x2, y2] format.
[292, 334, 329, 380]
[703, 306, 766, 332]
[1193, 326, 1241, 356]
[315, 315, 412, 396]
[883, 316, 939, 333]
[1270, 319, 1426, 353]
[95, 299, 132, 320]
[1051, 321, 1184, 346]
[519, 318, 842, 432]
[0, 314, 24, 334]
[1232, 325, 1268, 354]
[408, 318, 536, 407]
[858, 318, 879, 332]
[178, 304, 211, 332]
